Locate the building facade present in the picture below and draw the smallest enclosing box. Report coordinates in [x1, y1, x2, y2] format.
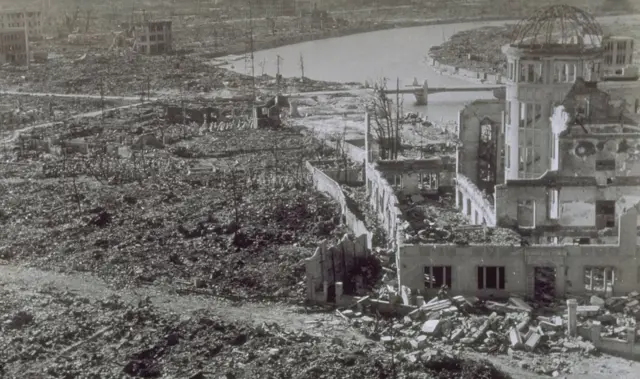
[455, 6, 640, 245]
[134, 20, 172, 55]
[601, 36, 638, 80]
[0, 10, 42, 40]
[0, 28, 27, 65]
[496, 78, 640, 245]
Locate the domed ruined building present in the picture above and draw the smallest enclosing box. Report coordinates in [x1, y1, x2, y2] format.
[455, 4, 640, 250]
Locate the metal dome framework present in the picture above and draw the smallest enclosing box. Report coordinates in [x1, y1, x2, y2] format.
[511, 5, 604, 49]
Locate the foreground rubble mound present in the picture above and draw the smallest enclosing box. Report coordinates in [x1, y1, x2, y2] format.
[338, 292, 640, 377]
[0, 283, 512, 379]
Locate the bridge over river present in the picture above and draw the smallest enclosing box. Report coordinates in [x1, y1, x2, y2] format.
[381, 80, 505, 105]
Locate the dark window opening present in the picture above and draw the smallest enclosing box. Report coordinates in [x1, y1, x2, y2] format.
[477, 266, 506, 289]
[573, 237, 591, 245]
[596, 200, 616, 229]
[424, 266, 452, 289]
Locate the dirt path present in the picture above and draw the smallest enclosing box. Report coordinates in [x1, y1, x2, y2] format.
[0, 263, 365, 342]
[0, 102, 143, 145]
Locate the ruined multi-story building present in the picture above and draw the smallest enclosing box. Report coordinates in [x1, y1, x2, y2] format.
[0, 28, 26, 65]
[133, 20, 172, 55]
[601, 35, 638, 80]
[456, 5, 640, 245]
[0, 9, 43, 40]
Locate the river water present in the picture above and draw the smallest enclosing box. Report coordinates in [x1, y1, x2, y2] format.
[224, 16, 637, 123]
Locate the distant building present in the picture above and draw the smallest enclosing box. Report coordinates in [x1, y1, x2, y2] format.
[602, 36, 638, 80]
[133, 20, 172, 55]
[0, 9, 43, 40]
[0, 28, 27, 65]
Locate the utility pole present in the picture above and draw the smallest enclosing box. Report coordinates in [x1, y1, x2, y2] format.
[24, 11, 30, 70]
[276, 54, 283, 93]
[100, 78, 105, 120]
[299, 53, 305, 79]
[395, 77, 400, 160]
[248, 1, 256, 103]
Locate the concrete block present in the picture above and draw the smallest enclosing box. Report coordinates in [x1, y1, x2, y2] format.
[381, 336, 395, 344]
[509, 297, 533, 312]
[626, 299, 639, 308]
[590, 295, 605, 306]
[360, 316, 375, 323]
[408, 308, 424, 321]
[421, 320, 442, 336]
[517, 317, 531, 333]
[509, 327, 524, 349]
[577, 305, 602, 316]
[341, 309, 355, 318]
[539, 321, 561, 332]
[525, 333, 542, 351]
[415, 335, 428, 349]
[523, 328, 534, 342]
[450, 329, 465, 342]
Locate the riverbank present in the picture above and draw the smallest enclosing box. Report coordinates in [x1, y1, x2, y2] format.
[427, 14, 640, 79]
[205, 15, 522, 60]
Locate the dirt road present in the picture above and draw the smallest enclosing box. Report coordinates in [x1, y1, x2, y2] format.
[0, 102, 143, 144]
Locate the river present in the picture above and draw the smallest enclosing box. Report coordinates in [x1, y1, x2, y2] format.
[224, 15, 639, 123]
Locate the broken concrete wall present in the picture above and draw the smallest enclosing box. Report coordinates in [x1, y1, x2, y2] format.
[457, 99, 505, 185]
[578, 323, 640, 361]
[320, 168, 362, 185]
[397, 206, 640, 299]
[305, 234, 370, 302]
[307, 161, 372, 246]
[365, 162, 402, 241]
[342, 140, 367, 163]
[558, 134, 640, 178]
[456, 173, 496, 226]
[398, 243, 640, 299]
[495, 175, 640, 237]
[374, 158, 456, 195]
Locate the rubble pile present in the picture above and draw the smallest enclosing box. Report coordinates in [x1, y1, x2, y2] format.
[0, 283, 514, 379]
[336, 293, 640, 377]
[0, 53, 348, 98]
[398, 197, 521, 245]
[573, 292, 640, 338]
[1, 124, 346, 300]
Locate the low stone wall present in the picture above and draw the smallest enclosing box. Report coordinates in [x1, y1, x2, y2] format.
[306, 161, 372, 247]
[570, 303, 640, 361]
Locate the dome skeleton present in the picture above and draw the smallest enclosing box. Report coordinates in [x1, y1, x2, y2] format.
[510, 5, 604, 49]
